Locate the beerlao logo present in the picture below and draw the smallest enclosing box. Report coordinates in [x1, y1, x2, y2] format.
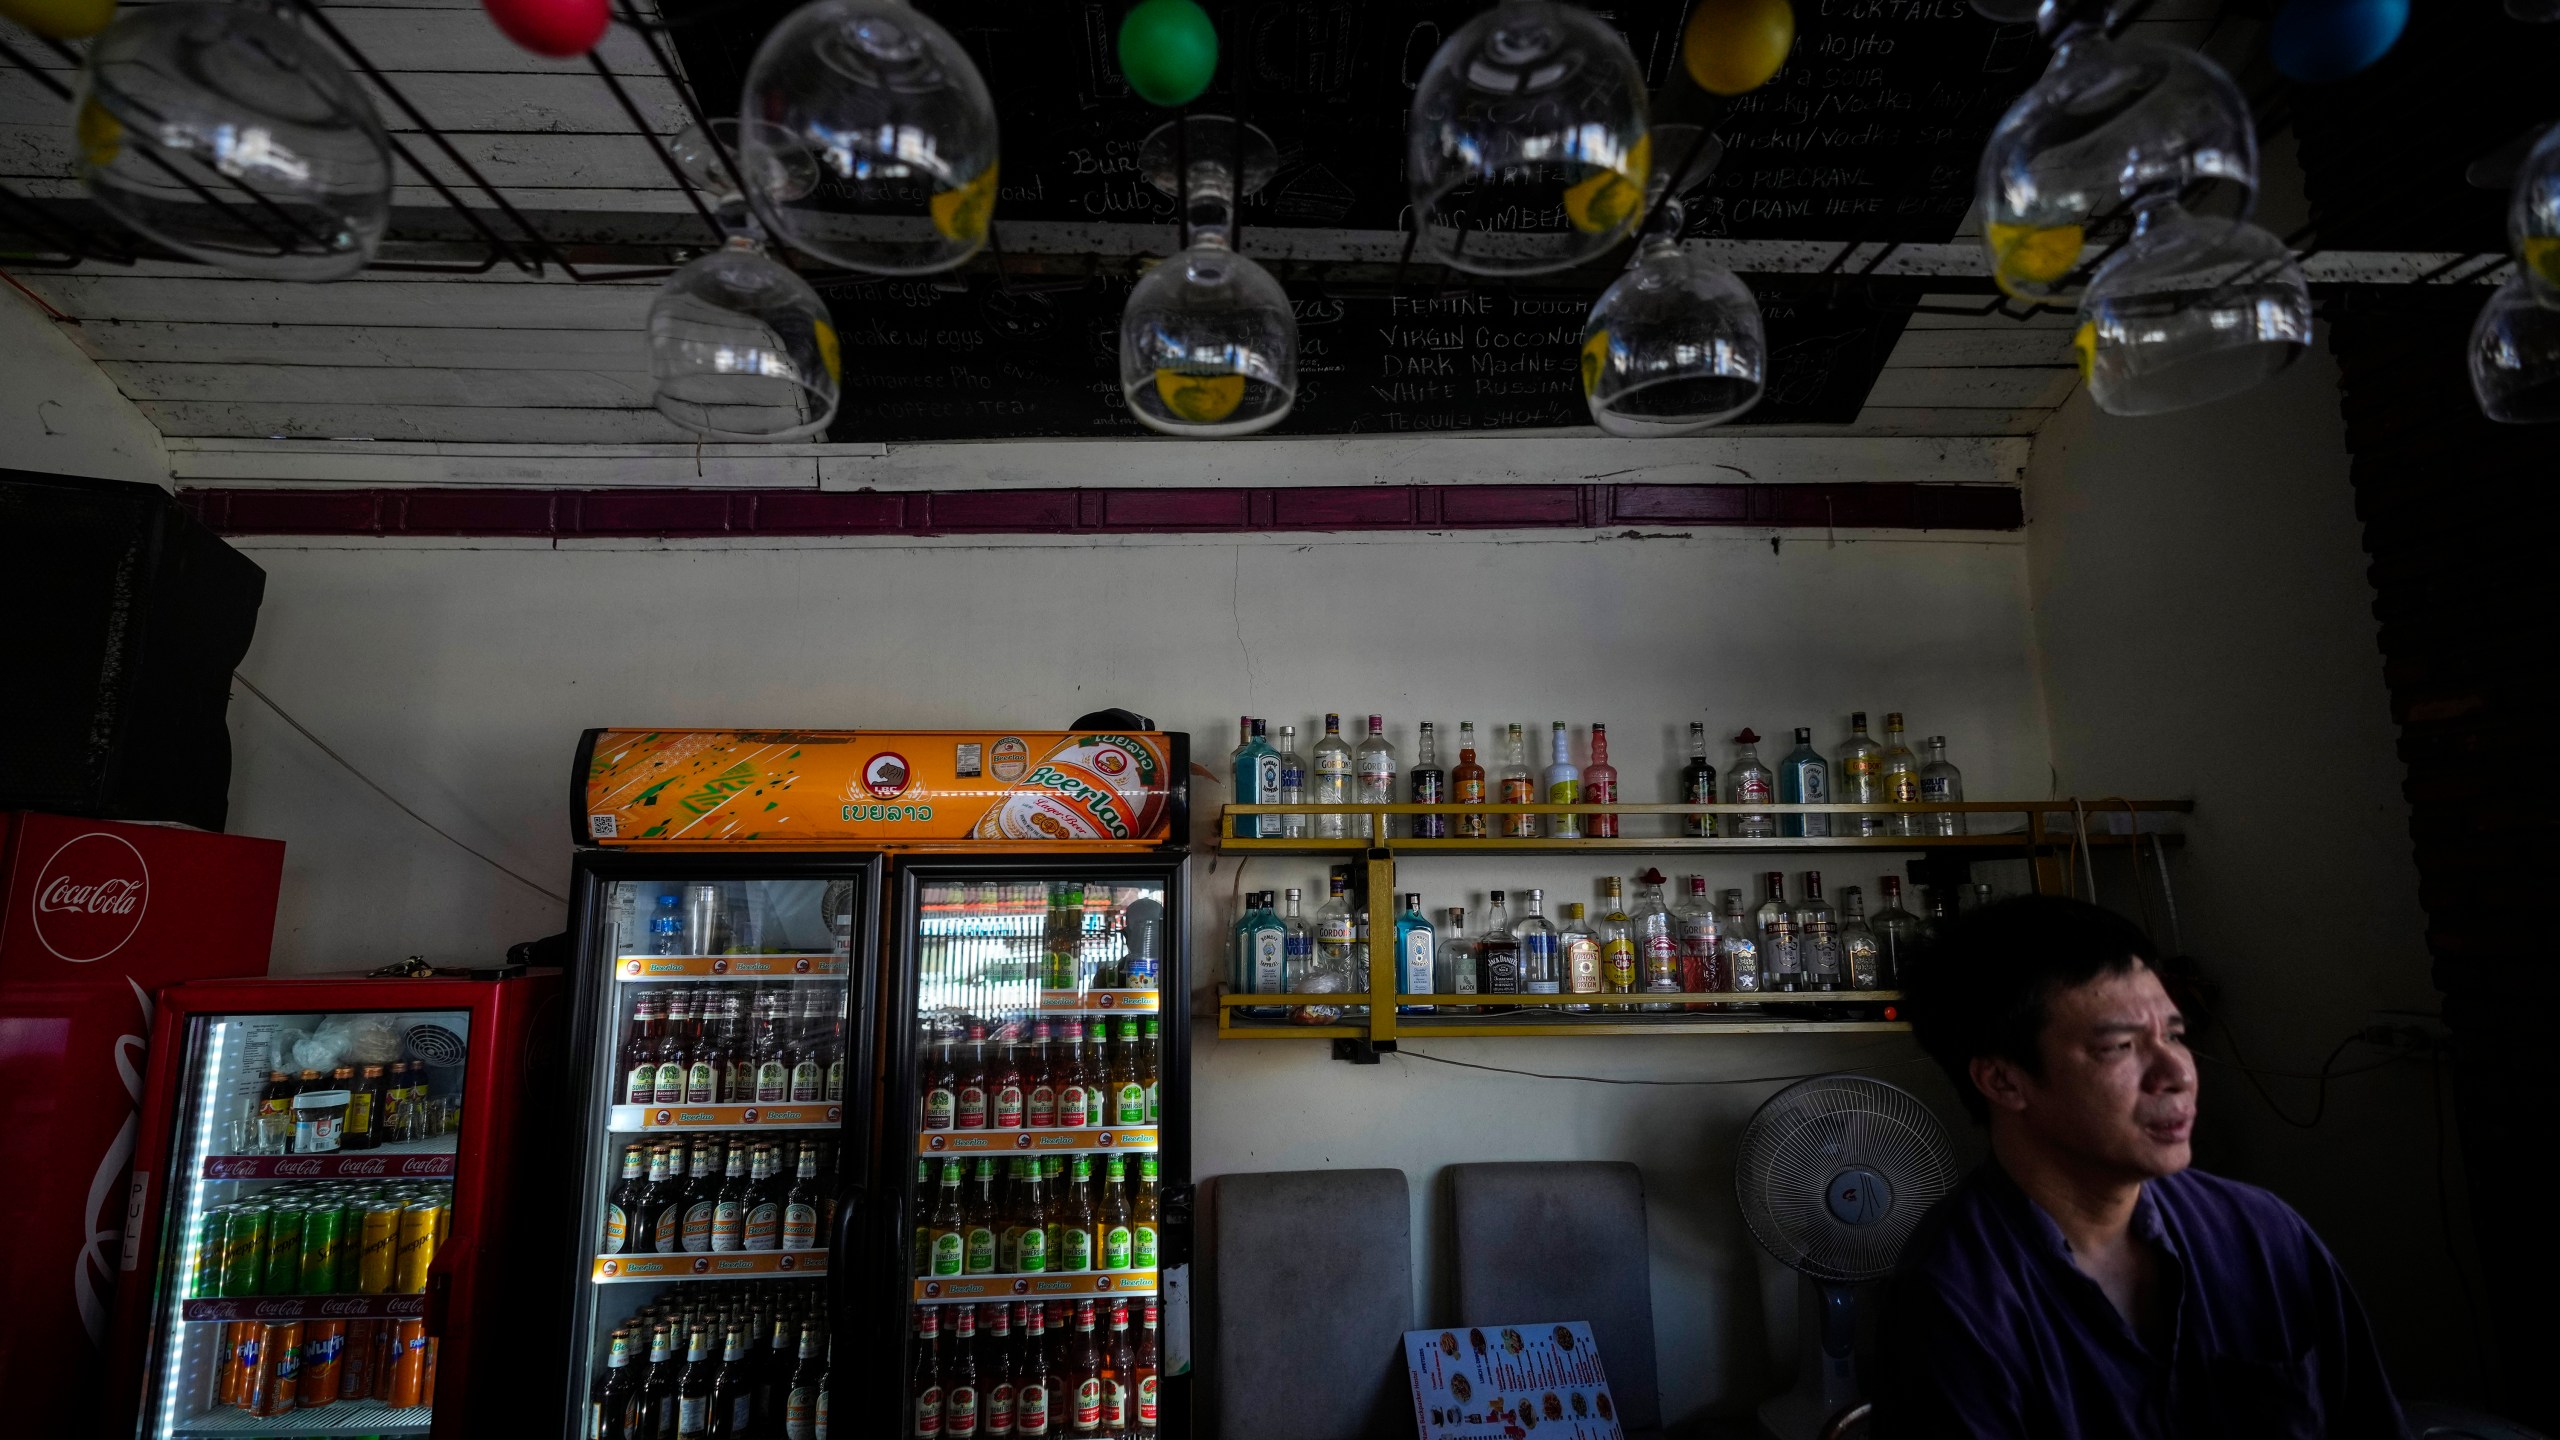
[32, 831, 149, 963]
[861, 752, 912, 801]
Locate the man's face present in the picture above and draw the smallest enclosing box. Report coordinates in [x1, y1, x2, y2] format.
[1977, 962, 2197, 1183]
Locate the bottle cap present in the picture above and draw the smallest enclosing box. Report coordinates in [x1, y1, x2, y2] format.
[1885, 711, 1904, 727]
[1735, 728, 1760, 744]
[1565, 903, 1586, 919]
[1851, 711, 1868, 727]
[1929, 735, 1946, 746]
[1404, 893, 1422, 909]
[1639, 868, 1666, 885]
[1489, 889, 1506, 903]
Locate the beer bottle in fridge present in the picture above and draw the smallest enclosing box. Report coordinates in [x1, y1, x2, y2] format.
[1076, 1027, 1108, 1129]
[1133, 1302, 1159, 1434]
[605, 1145, 645, 1253]
[955, 1024, 990, 1129]
[928, 1160, 966, 1277]
[684, 1141, 722, 1253]
[711, 1144, 752, 1253]
[783, 1322, 825, 1440]
[655, 992, 694, 1105]
[624, 997, 663, 1106]
[1065, 1301, 1103, 1436]
[648, 1144, 688, 1254]
[717, 990, 752, 1103]
[964, 1158, 1000, 1275]
[1054, 1157, 1094, 1273]
[911, 1307, 944, 1438]
[1014, 1305, 1050, 1437]
[1051, 1021, 1088, 1129]
[1107, 1021, 1143, 1127]
[1097, 1157, 1132, 1272]
[784, 1145, 822, 1251]
[991, 1028, 1026, 1131]
[944, 1304, 982, 1439]
[983, 1304, 1016, 1438]
[921, 1022, 958, 1130]
[593, 1330, 637, 1440]
[1014, 1160, 1049, 1275]
[644, 1327, 681, 1440]
[678, 1327, 717, 1440]
[756, 991, 793, 1104]
[1131, 1156, 1161, 1272]
[712, 1324, 754, 1439]
[1024, 1022, 1057, 1128]
[914, 1158, 934, 1276]
[1103, 1301, 1134, 1437]
[686, 997, 720, 1105]
[745, 1145, 782, 1251]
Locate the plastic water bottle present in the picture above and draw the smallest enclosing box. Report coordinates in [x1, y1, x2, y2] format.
[650, 893, 684, 956]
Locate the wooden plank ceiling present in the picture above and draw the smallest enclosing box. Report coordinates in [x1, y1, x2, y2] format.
[0, 0, 2226, 464]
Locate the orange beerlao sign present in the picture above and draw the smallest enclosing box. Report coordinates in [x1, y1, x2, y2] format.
[576, 729, 1181, 849]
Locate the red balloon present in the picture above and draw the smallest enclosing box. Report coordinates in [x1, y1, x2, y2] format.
[481, 0, 608, 58]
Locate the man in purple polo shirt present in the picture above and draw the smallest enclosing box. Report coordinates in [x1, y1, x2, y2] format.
[1875, 895, 2408, 1439]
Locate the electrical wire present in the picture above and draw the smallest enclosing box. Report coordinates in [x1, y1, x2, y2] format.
[1395, 1047, 1930, 1088]
[230, 671, 569, 905]
[2213, 1031, 2382, 1130]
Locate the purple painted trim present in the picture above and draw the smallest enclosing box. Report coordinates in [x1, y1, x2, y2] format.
[177, 483, 2022, 538]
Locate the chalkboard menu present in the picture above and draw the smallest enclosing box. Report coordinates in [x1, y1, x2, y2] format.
[668, 0, 2032, 440]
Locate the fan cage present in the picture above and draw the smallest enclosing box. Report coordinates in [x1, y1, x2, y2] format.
[1734, 1073, 1960, 1284]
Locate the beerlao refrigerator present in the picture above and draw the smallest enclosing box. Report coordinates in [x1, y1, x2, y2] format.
[106, 968, 567, 1440]
[0, 812, 282, 1440]
[559, 728, 1192, 1440]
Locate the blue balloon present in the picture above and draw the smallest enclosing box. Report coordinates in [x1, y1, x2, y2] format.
[2270, 0, 2409, 82]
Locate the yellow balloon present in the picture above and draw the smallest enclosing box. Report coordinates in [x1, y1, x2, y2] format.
[930, 163, 999, 244]
[2072, 319, 2098, 383]
[1580, 329, 1611, 397]
[1987, 221, 2086, 300]
[74, 95, 124, 170]
[0, 0, 113, 39]
[1562, 134, 1650, 237]
[2526, 236, 2560, 294]
[812, 319, 842, 386]
[1682, 0, 1794, 97]
[1154, 370, 1245, 424]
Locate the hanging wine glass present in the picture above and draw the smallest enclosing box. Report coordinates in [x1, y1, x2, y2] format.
[649, 235, 841, 440]
[1977, 29, 2257, 300]
[2510, 124, 2560, 308]
[740, 0, 998, 276]
[669, 118, 819, 213]
[1118, 116, 1296, 437]
[2471, 274, 2560, 423]
[1580, 125, 1763, 435]
[76, 0, 392, 280]
[1407, 0, 1650, 277]
[2073, 200, 2310, 416]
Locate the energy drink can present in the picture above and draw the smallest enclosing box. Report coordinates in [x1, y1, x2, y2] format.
[358, 1203, 401, 1293]
[395, 1202, 440, 1293]
[219, 1206, 267, 1297]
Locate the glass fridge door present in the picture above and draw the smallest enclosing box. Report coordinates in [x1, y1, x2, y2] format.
[902, 872, 1170, 1440]
[573, 873, 858, 1440]
[140, 1006, 471, 1439]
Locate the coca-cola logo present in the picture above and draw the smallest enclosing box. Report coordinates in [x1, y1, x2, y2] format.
[319, 1298, 370, 1316]
[401, 1159, 446, 1175]
[338, 1159, 388, 1175]
[31, 832, 150, 963]
[254, 1300, 302, 1318]
[208, 1159, 257, 1179]
[274, 1159, 324, 1177]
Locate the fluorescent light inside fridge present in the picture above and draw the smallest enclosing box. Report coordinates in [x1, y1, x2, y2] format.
[156, 1018, 227, 1439]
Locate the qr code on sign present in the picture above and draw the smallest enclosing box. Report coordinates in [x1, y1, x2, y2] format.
[588, 814, 618, 837]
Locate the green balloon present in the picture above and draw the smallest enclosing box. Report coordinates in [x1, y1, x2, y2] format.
[1118, 0, 1218, 107]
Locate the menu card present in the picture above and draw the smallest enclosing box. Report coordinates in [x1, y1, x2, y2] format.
[1403, 1321, 1625, 1440]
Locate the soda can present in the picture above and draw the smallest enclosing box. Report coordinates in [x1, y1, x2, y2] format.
[219, 1323, 251, 1406]
[219, 1206, 267, 1297]
[191, 1208, 229, 1298]
[333, 1200, 366, 1292]
[339, 1320, 376, 1400]
[300, 1205, 344, 1294]
[260, 1204, 305, 1296]
[244, 1321, 301, 1417]
[395, 1202, 440, 1294]
[420, 1337, 439, 1407]
[299, 1320, 345, 1407]
[358, 1203, 401, 1293]
[385, 1320, 428, 1408]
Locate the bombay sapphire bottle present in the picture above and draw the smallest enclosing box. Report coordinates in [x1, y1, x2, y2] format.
[1778, 727, 1831, 838]
[1274, 724, 1307, 839]
[1395, 892, 1437, 1014]
[1232, 719, 1280, 838]
[1236, 891, 1286, 1019]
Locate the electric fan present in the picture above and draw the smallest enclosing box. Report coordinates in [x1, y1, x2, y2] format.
[1734, 1074, 1960, 1440]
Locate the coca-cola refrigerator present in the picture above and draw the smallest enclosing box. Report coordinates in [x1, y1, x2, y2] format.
[107, 969, 567, 1440]
[559, 728, 1192, 1440]
[0, 812, 281, 1440]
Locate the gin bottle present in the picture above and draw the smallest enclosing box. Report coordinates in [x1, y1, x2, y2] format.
[1631, 870, 1682, 1012]
[1232, 720, 1280, 839]
[1879, 713, 1921, 838]
[1354, 715, 1396, 840]
[1920, 736, 1966, 836]
[1595, 876, 1634, 1012]
[1312, 714, 1353, 840]
[1837, 886, 1881, 991]
[1778, 728, 1831, 838]
[1237, 892, 1286, 1019]
[1395, 893, 1436, 1015]
[1477, 891, 1521, 1011]
[1274, 725, 1308, 839]
[1499, 725, 1539, 840]
[1294, 877, 1355, 1026]
[1795, 871, 1842, 991]
[1409, 723, 1448, 839]
[1440, 907, 1479, 999]
[1584, 723, 1619, 838]
[1544, 723, 1582, 841]
[1558, 903, 1602, 1014]
[1756, 872, 1802, 992]
[1513, 888, 1560, 1008]
[1836, 712, 1886, 837]
[1727, 730, 1776, 839]
[1718, 889, 1761, 998]
[1872, 877, 1921, 986]
[1680, 721, 1718, 838]
[1451, 723, 1488, 840]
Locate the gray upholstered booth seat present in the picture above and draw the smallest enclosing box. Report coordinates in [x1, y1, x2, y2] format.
[1207, 1167, 1414, 1440]
[1448, 1161, 1663, 1439]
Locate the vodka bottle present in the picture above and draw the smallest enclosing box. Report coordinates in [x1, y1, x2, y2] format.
[1499, 724, 1539, 839]
[1451, 723, 1488, 840]
[1513, 888, 1561, 1007]
[1727, 731, 1776, 838]
[1559, 902, 1602, 1014]
[1796, 871, 1842, 991]
[1872, 877, 1921, 987]
[1348, 907, 1372, 1020]
[1718, 889, 1761, 997]
[1879, 713, 1921, 837]
[1440, 907, 1478, 999]
[1281, 887, 1315, 1004]
[1232, 720, 1280, 839]
[1836, 712, 1886, 837]
[1680, 722, 1718, 838]
[1292, 881, 1350, 1027]
[1778, 727, 1831, 838]
[1837, 886, 1881, 990]
[1631, 869, 1682, 1012]
[1395, 893, 1437, 1014]
[1919, 736, 1966, 836]
[1478, 891, 1522, 1008]
[1584, 723, 1618, 838]
[1312, 714, 1353, 840]
[1543, 723, 1582, 841]
[1354, 715, 1397, 840]
[1409, 723, 1448, 839]
[1675, 876, 1723, 1004]
[1274, 725, 1308, 839]
[1594, 877, 1634, 1012]
[1756, 872, 1802, 992]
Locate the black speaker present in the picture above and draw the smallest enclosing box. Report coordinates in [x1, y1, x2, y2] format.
[2, 470, 265, 832]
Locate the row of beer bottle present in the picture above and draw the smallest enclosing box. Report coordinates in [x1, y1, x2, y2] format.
[592, 1285, 828, 1440]
[919, 1016, 1160, 1132]
[623, 985, 846, 1108]
[602, 1137, 833, 1256]
[915, 1152, 1164, 1279]
[912, 1299, 1160, 1439]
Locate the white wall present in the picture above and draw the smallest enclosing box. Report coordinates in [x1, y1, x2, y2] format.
[224, 524, 2040, 1426]
[0, 287, 168, 485]
[2024, 341, 2469, 1399]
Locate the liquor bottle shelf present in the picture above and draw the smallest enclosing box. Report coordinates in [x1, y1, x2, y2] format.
[202, 1139, 459, 1180]
[918, 1126, 1158, 1157]
[1034, 987, 1160, 1014]
[172, 1399, 434, 1437]
[1217, 990, 1910, 1038]
[915, 1270, 1158, 1304]
[614, 954, 846, 981]
[181, 1294, 427, 1323]
[607, 1102, 843, 1132]
[591, 1249, 827, 1283]
[1215, 798, 2189, 857]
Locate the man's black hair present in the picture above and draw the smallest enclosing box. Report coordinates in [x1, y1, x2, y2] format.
[1902, 893, 2161, 1122]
